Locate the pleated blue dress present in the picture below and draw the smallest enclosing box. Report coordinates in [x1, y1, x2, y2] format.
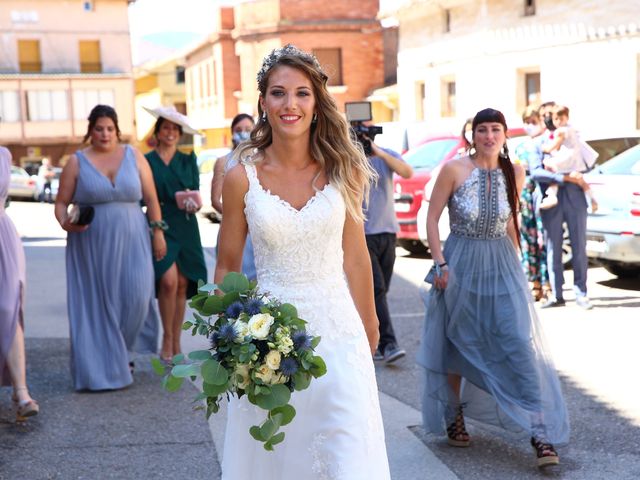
[66, 145, 159, 391]
[417, 166, 570, 445]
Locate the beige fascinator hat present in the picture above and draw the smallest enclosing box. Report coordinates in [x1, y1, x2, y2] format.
[143, 106, 200, 135]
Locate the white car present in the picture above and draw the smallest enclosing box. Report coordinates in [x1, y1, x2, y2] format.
[9, 166, 38, 200]
[585, 145, 640, 278]
[197, 148, 231, 222]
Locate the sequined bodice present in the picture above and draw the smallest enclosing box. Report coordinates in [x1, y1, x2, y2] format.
[448, 168, 511, 239]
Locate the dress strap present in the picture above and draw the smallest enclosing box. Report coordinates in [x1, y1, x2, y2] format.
[242, 160, 258, 190]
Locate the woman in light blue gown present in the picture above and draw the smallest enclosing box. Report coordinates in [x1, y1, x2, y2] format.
[55, 105, 165, 391]
[418, 108, 569, 468]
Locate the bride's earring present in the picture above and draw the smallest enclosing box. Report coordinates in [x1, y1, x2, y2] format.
[312, 113, 317, 123]
[262, 111, 267, 122]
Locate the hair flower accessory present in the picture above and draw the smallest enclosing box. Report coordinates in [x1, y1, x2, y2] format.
[256, 44, 325, 86]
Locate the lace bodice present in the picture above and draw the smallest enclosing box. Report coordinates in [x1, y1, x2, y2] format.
[243, 162, 362, 341]
[448, 167, 511, 239]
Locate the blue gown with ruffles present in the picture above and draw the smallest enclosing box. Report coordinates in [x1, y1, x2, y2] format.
[417, 166, 570, 444]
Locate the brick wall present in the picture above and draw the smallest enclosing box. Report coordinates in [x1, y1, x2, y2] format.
[234, 0, 384, 114]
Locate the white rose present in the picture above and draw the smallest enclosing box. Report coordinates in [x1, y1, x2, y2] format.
[234, 321, 250, 343]
[264, 350, 281, 370]
[234, 364, 251, 390]
[254, 363, 274, 384]
[248, 313, 274, 340]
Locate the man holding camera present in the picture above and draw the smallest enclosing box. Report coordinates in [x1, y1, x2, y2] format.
[362, 132, 413, 364]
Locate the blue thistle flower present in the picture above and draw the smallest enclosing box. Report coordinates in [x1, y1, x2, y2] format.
[280, 357, 299, 376]
[225, 301, 244, 319]
[244, 298, 264, 316]
[292, 331, 312, 351]
[218, 323, 237, 343]
[209, 331, 220, 349]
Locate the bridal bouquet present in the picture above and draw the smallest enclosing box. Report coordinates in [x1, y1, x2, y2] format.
[152, 272, 326, 451]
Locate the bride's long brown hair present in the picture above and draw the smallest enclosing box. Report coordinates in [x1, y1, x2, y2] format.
[236, 45, 375, 222]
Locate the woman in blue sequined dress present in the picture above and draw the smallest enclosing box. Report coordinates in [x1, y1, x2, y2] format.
[417, 108, 569, 468]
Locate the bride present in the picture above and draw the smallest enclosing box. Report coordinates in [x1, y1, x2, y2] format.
[214, 45, 390, 479]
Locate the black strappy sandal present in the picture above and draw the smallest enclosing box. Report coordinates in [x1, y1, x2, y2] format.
[447, 405, 470, 447]
[531, 437, 559, 467]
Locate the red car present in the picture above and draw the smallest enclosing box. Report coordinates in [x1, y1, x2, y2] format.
[393, 135, 463, 254]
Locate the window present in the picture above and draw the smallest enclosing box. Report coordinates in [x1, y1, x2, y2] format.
[313, 48, 343, 86]
[79, 40, 101, 73]
[175, 66, 186, 84]
[26, 90, 68, 121]
[525, 72, 541, 106]
[73, 89, 114, 120]
[415, 81, 426, 121]
[18, 39, 41, 72]
[441, 79, 456, 117]
[524, 0, 536, 16]
[0, 91, 21, 122]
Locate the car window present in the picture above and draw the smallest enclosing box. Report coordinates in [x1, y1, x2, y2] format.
[598, 145, 640, 175]
[587, 137, 640, 165]
[403, 139, 459, 170]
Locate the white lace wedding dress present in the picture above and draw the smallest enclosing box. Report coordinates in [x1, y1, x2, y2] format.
[221, 163, 390, 479]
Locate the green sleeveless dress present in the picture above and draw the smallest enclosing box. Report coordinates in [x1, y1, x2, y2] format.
[145, 150, 207, 297]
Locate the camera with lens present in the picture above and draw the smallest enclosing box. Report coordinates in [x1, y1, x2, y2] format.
[345, 101, 383, 156]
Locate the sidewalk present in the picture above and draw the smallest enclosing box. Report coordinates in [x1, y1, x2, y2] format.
[0, 234, 458, 480]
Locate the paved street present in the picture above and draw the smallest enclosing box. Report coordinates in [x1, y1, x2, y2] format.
[2, 200, 640, 479]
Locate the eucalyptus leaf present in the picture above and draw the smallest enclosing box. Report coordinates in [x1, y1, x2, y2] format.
[310, 356, 327, 377]
[201, 359, 229, 385]
[150, 357, 165, 376]
[278, 303, 298, 319]
[292, 371, 311, 391]
[254, 384, 291, 410]
[222, 291, 241, 308]
[259, 418, 278, 440]
[172, 353, 185, 364]
[163, 375, 184, 392]
[198, 282, 218, 293]
[310, 335, 321, 349]
[188, 350, 212, 361]
[171, 363, 200, 378]
[203, 381, 228, 397]
[250, 425, 264, 441]
[189, 295, 207, 310]
[220, 272, 250, 293]
[270, 404, 296, 426]
[269, 431, 285, 446]
[201, 295, 225, 315]
[182, 321, 193, 330]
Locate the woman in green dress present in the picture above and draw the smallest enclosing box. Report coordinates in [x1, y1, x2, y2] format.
[144, 107, 207, 362]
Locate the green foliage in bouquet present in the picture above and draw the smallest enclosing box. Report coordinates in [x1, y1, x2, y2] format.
[152, 272, 326, 451]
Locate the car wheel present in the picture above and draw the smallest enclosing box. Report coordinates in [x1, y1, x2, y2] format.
[601, 262, 640, 278]
[398, 239, 428, 255]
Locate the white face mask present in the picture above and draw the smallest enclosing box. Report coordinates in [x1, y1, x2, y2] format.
[524, 123, 541, 137]
[464, 131, 473, 144]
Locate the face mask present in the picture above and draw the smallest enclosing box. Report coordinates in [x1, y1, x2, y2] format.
[544, 115, 556, 131]
[464, 131, 473, 144]
[523, 123, 540, 137]
[232, 131, 251, 145]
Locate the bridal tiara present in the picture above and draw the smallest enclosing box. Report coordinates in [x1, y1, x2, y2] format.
[256, 44, 325, 85]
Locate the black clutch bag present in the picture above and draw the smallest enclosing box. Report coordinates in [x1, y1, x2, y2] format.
[70, 205, 95, 226]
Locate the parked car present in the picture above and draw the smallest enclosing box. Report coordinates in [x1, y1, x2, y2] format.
[586, 136, 640, 167]
[197, 148, 231, 223]
[393, 135, 462, 253]
[34, 167, 62, 202]
[9, 166, 37, 200]
[585, 145, 640, 278]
